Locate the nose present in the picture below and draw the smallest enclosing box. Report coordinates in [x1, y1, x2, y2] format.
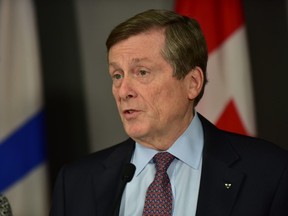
[116, 76, 137, 101]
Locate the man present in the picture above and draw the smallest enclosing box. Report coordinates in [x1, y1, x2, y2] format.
[50, 9, 288, 216]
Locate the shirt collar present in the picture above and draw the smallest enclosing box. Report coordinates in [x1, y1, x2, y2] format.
[131, 112, 204, 176]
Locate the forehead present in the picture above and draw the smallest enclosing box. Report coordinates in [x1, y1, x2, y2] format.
[108, 29, 166, 61]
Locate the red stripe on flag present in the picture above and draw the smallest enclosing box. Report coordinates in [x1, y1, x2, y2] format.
[175, 0, 244, 53]
[175, 0, 252, 135]
[216, 99, 248, 135]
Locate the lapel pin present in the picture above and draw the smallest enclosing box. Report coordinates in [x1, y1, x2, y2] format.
[225, 183, 232, 189]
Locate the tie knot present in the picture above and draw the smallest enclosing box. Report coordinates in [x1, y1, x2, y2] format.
[153, 152, 175, 173]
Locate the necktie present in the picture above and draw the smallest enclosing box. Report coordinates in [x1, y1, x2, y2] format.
[143, 152, 175, 216]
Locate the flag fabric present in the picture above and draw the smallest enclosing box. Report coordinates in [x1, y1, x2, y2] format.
[175, 0, 256, 136]
[0, 0, 48, 215]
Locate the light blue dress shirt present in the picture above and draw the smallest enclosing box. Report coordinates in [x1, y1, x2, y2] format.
[119, 113, 204, 216]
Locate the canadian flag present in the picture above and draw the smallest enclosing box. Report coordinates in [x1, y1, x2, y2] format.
[175, 0, 256, 136]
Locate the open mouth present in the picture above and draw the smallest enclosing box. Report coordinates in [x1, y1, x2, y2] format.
[124, 109, 136, 114]
[122, 109, 140, 119]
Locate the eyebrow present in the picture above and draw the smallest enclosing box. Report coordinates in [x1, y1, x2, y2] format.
[109, 62, 119, 68]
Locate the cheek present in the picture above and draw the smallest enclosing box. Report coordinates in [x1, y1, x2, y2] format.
[112, 88, 119, 102]
[153, 85, 188, 113]
[112, 91, 122, 112]
[148, 87, 175, 116]
[112, 86, 117, 96]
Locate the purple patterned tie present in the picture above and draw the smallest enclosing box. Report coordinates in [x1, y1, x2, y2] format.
[143, 152, 175, 216]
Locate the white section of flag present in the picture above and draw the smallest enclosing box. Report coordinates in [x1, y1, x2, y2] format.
[197, 26, 256, 135]
[3, 164, 49, 216]
[0, 0, 42, 141]
[0, 0, 48, 215]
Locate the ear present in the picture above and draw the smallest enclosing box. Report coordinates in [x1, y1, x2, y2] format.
[185, 66, 204, 100]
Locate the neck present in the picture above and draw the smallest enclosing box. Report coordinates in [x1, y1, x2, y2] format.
[135, 113, 195, 151]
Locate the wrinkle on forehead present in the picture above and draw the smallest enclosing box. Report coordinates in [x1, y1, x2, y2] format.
[109, 57, 152, 67]
[108, 29, 167, 72]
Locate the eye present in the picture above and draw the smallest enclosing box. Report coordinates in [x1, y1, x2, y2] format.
[134, 67, 153, 84]
[139, 69, 148, 77]
[112, 73, 123, 80]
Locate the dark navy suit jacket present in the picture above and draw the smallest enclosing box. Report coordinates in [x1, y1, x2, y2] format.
[50, 115, 288, 216]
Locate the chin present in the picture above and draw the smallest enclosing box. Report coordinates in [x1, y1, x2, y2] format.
[124, 126, 148, 140]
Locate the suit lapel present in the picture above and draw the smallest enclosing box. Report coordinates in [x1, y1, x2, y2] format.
[92, 116, 245, 216]
[93, 139, 135, 216]
[196, 115, 245, 216]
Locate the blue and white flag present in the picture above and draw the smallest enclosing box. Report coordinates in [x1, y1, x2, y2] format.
[0, 0, 48, 215]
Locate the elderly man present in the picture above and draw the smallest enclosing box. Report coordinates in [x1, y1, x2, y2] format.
[50, 9, 288, 216]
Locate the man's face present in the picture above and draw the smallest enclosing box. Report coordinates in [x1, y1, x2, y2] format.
[108, 29, 196, 150]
